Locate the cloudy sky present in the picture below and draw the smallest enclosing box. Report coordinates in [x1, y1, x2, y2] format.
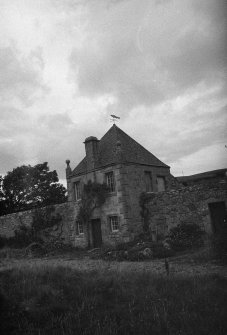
[0, 0, 226, 185]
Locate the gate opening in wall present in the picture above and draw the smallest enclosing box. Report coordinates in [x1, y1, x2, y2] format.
[208, 201, 226, 233]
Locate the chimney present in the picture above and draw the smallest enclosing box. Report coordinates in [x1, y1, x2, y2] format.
[84, 136, 99, 171]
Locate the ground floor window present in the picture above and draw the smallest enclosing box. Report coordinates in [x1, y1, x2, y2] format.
[76, 221, 84, 235]
[109, 216, 119, 232]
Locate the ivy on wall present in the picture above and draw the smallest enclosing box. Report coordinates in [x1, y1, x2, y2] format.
[76, 181, 109, 247]
[139, 192, 156, 233]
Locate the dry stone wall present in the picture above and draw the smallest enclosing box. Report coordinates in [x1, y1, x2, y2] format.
[144, 180, 227, 239]
[1, 177, 226, 248]
[0, 202, 88, 248]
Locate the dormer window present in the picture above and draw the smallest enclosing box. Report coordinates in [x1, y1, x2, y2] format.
[74, 181, 81, 200]
[105, 171, 115, 192]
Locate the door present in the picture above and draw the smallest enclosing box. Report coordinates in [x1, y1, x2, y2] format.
[91, 219, 102, 247]
[208, 202, 226, 233]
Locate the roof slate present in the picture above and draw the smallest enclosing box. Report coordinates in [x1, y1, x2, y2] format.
[71, 124, 168, 176]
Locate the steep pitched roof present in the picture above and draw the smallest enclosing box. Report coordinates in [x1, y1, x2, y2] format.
[71, 124, 169, 176]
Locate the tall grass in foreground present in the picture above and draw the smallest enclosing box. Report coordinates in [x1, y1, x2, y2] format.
[0, 266, 227, 335]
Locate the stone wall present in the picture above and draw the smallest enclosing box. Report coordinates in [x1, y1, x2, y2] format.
[143, 180, 227, 239]
[2, 174, 224, 248]
[0, 202, 87, 248]
[121, 163, 180, 237]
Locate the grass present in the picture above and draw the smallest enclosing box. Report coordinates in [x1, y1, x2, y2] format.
[0, 266, 227, 334]
[0, 245, 87, 260]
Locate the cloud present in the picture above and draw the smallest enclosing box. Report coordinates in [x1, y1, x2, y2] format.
[0, 43, 48, 174]
[0, 107, 29, 137]
[0, 46, 47, 105]
[122, 83, 227, 166]
[0, 110, 85, 179]
[70, 0, 227, 112]
[0, 151, 19, 175]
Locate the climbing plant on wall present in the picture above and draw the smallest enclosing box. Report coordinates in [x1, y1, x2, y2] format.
[76, 180, 109, 247]
[139, 192, 156, 233]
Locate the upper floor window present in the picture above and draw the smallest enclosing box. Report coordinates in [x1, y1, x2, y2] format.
[74, 181, 81, 200]
[109, 216, 119, 232]
[157, 176, 166, 192]
[106, 171, 115, 192]
[144, 171, 153, 192]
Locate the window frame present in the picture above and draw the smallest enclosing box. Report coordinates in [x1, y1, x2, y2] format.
[105, 171, 115, 192]
[156, 176, 166, 192]
[76, 221, 84, 235]
[109, 215, 119, 232]
[74, 180, 81, 200]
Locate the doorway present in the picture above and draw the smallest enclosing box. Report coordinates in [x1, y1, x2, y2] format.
[208, 202, 226, 233]
[91, 219, 102, 248]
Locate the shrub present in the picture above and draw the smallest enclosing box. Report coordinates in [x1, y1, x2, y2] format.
[0, 233, 30, 249]
[167, 223, 205, 251]
[0, 235, 8, 249]
[97, 240, 174, 262]
[13, 224, 36, 247]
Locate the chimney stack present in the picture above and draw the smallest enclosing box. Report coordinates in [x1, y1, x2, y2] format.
[84, 136, 99, 171]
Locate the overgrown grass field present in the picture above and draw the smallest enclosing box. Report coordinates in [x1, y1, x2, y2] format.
[1, 266, 227, 334]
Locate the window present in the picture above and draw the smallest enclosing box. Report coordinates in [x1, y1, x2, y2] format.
[109, 216, 119, 232]
[144, 171, 153, 192]
[106, 171, 115, 192]
[157, 176, 166, 192]
[74, 181, 81, 200]
[76, 221, 84, 235]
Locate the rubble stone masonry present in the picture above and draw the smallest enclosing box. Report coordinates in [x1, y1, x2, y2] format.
[0, 202, 87, 248]
[144, 180, 227, 238]
[0, 178, 226, 247]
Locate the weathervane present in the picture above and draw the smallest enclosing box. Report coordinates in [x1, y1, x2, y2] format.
[110, 114, 120, 124]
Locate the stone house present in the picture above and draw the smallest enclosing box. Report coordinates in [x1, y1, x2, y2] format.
[0, 125, 226, 248]
[66, 124, 178, 247]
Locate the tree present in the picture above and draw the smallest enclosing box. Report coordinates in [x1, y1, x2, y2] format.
[0, 162, 67, 215]
[76, 180, 108, 248]
[0, 175, 7, 214]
